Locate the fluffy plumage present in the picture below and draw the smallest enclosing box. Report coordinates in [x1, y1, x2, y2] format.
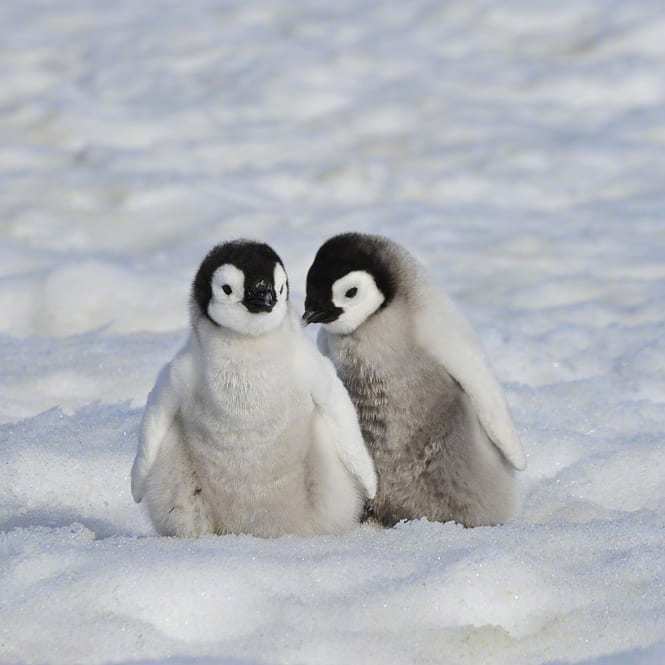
[131, 240, 376, 538]
[305, 233, 525, 527]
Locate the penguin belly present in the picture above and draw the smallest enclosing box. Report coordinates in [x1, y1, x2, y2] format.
[182, 363, 318, 537]
[338, 347, 515, 527]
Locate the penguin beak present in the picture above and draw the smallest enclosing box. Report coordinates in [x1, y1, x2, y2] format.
[302, 307, 340, 325]
[244, 282, 276, 313]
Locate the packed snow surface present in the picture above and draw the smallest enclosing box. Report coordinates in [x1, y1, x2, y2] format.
[2, 1, 665, 663]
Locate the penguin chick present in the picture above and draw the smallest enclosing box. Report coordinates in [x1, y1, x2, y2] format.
[304, 233, 525, 528]
[131, 240, 377, 538]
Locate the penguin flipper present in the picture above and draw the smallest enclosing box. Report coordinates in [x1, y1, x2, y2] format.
[412, 283, 526, 471]
[310, 354, 378, 499]
[131, 343, 194, 502]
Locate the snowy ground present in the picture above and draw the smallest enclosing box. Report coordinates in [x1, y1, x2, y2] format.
[2, 1, 665, 663]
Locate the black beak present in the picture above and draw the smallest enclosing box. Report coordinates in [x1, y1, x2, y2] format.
[302, 307, 341, 325]
[244, 283, 276, 313]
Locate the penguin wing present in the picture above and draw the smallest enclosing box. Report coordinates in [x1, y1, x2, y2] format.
[411, 284, 526, 470]
[309, 351, 377, 499]
[130, 343, 194, 502]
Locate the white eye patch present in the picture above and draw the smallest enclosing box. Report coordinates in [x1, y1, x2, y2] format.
[274, 263, 288, 300]
[211, 264, 244, 303]
[325, 270, 385, 335]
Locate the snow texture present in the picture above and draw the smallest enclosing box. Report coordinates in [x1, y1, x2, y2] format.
[1, 1, 665, 663]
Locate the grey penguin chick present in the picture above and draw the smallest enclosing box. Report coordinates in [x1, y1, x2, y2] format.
[131, 240, 377, 538]
[303, 233, 525, 527]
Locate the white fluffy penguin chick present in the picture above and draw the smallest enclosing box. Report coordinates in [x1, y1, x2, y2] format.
[131, 240, 377, 538]
[304, 233, 526, 528]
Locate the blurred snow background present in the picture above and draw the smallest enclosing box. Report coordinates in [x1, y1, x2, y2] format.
[1, 1, 665, 663]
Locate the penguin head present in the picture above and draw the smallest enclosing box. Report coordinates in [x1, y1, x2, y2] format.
[192, 240, 289, 336]
[304, 233, 396, 335]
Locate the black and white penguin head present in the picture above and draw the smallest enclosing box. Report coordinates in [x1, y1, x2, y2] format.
[304, 233, 397, 335]
[192, 240, 289, 336]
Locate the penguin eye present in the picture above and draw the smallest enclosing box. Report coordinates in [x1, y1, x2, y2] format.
[345, 287, 358, 299]
[222, 284, 232, 296]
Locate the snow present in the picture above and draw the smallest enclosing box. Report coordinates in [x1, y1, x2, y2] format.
[1, 0, 665, 663]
